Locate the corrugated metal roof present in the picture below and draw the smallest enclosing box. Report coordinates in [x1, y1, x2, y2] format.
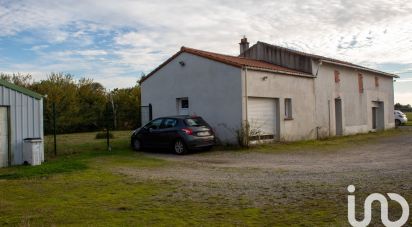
[0, 79, 43, 100]
[253, 42, 398, 77]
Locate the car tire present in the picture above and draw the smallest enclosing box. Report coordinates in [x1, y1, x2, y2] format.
[395, 119, 401, 127]
[173, 139, 188, 155]
[132, 139, 142, 151]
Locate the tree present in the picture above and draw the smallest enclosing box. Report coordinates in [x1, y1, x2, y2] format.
[1, 71, 142, 134]
[110, 85, 141, 130]
[0, 73, 33, 88]
[395, 103, 412, 112]
[31, 73, 80, 134]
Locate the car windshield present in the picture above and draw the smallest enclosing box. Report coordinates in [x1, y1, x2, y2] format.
[185, 117, 207, 127]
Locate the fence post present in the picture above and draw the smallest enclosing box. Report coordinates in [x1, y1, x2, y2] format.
[52, 102, 57, 156]
[106, 103, 111, 152]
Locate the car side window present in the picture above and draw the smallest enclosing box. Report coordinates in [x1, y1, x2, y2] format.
[160, 118, 177, 129]
[144, 118, 163, 130]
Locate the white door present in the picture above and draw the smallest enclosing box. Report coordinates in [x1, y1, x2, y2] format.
[247, 97, 277, 137]
[0, 107, 9, 167]
[178, 98, 189, 115]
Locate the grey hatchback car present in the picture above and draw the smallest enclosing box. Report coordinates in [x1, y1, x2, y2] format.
[131, 116, 215, 154]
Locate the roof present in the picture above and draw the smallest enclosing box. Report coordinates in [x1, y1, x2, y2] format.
[0, 79, 43, 100]
[140, 46, 312, 83]
[254, 42, 398, 78]
[155, 115, 199, 119]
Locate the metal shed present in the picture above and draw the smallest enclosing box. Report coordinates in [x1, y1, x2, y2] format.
[0, 79, 44, 167]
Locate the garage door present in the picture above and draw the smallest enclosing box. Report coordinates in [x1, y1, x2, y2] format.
[247, 97, 277, 137]
[0, 107, 9, 167]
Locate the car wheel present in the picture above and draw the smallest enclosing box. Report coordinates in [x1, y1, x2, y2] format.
[132, 139, 142, 151]
[395, 119, 401, 127]
[173, 139, 187, 155]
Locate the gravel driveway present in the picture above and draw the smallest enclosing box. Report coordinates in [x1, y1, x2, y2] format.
[115, 132, 412, 210]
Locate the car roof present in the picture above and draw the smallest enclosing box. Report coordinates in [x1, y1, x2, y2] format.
[156, 115, 201, 120]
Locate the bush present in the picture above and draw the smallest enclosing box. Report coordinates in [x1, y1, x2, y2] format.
[95, 131, 114, 139]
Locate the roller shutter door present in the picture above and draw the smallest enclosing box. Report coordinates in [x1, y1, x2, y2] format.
[247, 97, 277, 137]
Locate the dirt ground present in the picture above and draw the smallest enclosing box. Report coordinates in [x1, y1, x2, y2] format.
[114, 132, 412, 221]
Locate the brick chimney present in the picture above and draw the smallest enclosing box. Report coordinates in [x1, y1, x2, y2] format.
[239, 36, 249, 54]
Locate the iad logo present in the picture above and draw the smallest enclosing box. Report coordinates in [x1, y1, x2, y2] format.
[347, 185, 410, 227]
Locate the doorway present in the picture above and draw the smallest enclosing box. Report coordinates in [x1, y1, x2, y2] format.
[335, 99, 343, 136]
[0, 107, 9, 167]
[372, 101, 384, 130]
[177, 98, 189, 115]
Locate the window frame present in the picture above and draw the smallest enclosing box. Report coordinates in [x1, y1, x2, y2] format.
[284, 98, 293, 120]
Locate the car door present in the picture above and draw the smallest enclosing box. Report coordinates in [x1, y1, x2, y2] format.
[140, 118, 163, 147]
[157, 118, 178, 148]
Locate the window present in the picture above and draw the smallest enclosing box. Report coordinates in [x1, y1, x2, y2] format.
[160, 118, 177, 129]
[144, 118, 163, 130]
[181, 99, 189, 108]
[334, 70, 340, 83]
[358, 73, 364, 93]
[375, 76, 379, 87]
[284, 98, 293, 119]
[185, 117, 207, 127]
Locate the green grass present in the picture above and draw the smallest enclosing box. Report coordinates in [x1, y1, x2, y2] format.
[218, 128, 406, 153]
[0, 129, 410, 226]
[405, 112, 412, 126]
[0, 158, 87, 179]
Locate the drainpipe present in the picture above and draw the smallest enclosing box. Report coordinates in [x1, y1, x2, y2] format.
[315, 60, 322, 77]
[328, 100, 331, 136]
[313, 60, 322, 138]
[244, 67, 248, 124]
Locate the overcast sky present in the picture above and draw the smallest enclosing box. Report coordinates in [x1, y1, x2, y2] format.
[0, 0, 411, 104]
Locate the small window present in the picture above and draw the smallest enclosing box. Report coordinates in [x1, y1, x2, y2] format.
[160, 118, 177, 129]
[375, 76, 379, 87]
[358, 73, 364, 93]
[334, 70, 340, 83]
[285, 98, 293, 119]
[181, 99, 189, 108]
[144, 118, 163, 130]
[177, 98, 189, 115]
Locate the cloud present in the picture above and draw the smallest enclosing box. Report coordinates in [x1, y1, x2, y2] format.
[397, 78, 412, 83]
[0, 0, 412, 92]
[395, 91, 412, 105]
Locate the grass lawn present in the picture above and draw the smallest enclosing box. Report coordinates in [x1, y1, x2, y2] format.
[0, 130, 410, 226]
[406, 112, 412, 126]
[225, 128, 405, 153]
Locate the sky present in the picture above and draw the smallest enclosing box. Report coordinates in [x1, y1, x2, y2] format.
[0, 0, 411, 105]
